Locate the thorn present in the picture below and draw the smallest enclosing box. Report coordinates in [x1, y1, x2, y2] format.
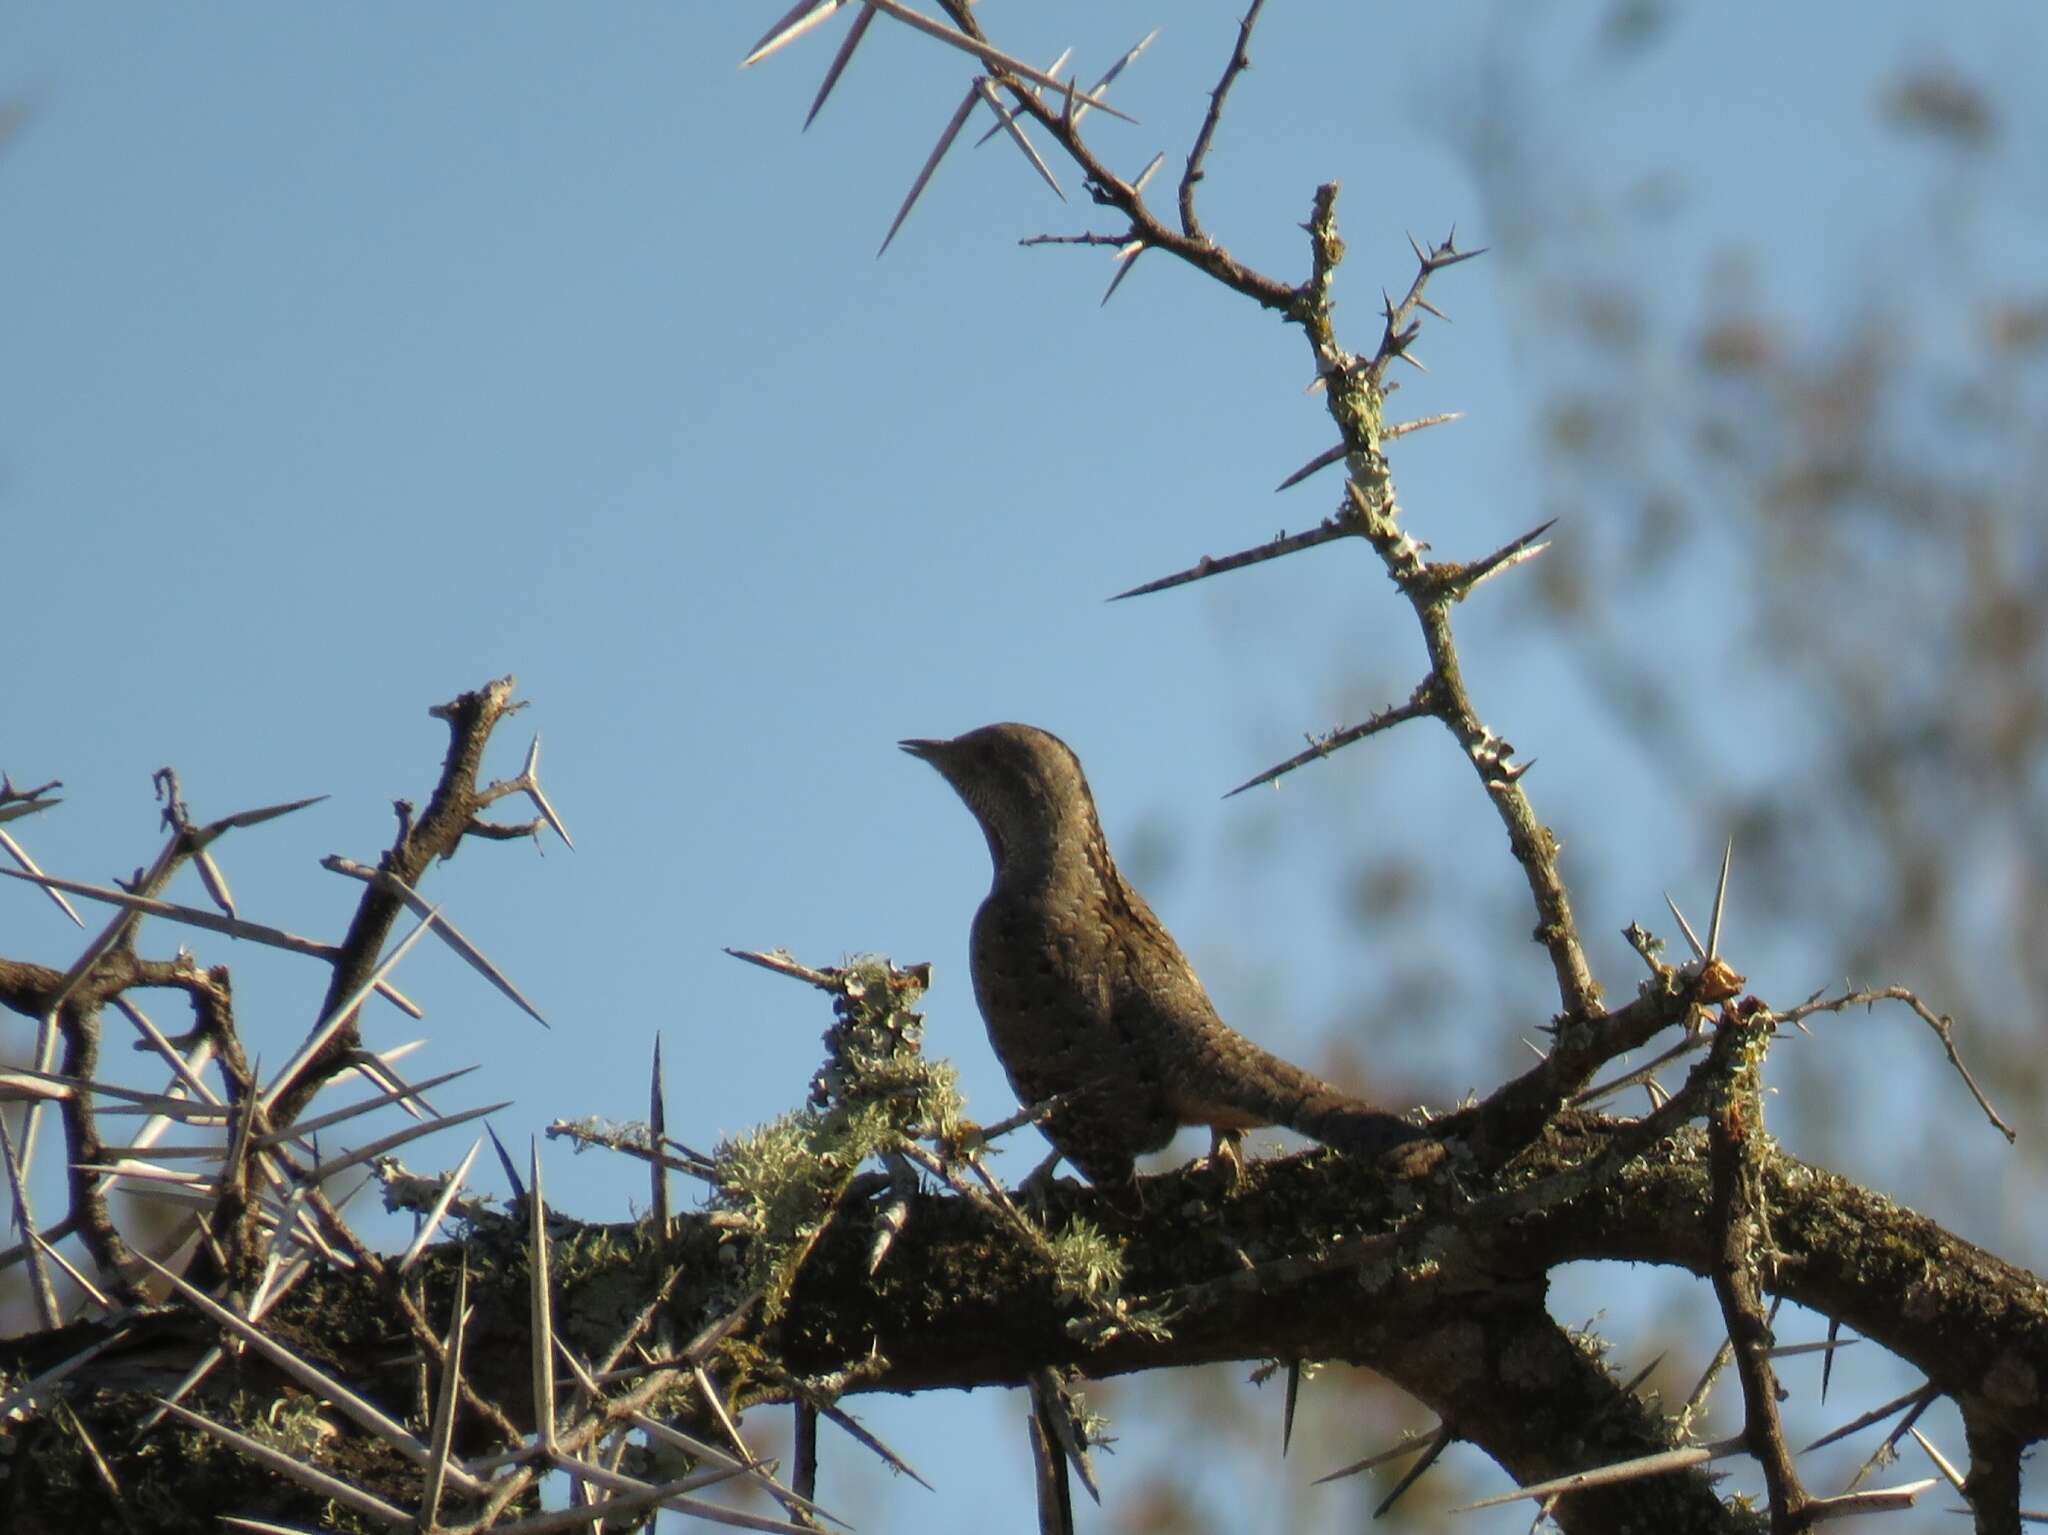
[1801, 1481, 1940, 1523]
[1029, 1369, 1101, 1506]
[814, 1396, 932, 1490]
[419, 1258, 470, 1527]
[527, 1140, 558, 1453]
[1110, 521, 1356, 604]
[1072, 27, 1158, 127]
[0, 828, 84, 926]
[1443, 516, 1558, 599]
[1907, 1427, 1965, 1493]
[259, 903, 443, 1111]
[1802, 1382, 1937, 1453]
[857, 0, 1135, 123]
[742, 0, 846, 69]
[1275, 442, 1346, 492]
[489, 1124, 526, 1203]
[1664, 892, 1706, 961]
[520, 738, 574, 850]
[1571, 1033, 1704, 1108]
[975, 78, 1063, 200]
[187, 836, 243, 898]
[1707, 836, 1734, 960]
[1619, 1351, 1666, 1396]
[397, 1138, 484, 1275]
[1452, 1439, 1744, 1512]
[650, 1036, 671, 1240]
[726, 946, 841, 990]
[0, 866, 338, 964]
[1373, 1426, 1453, 1518]
[973, 47, 1072, 145]
[320, 862, 549, 1024]
[1101, 242, 1145, 305]
[1383, 410, 1463, 440]
[878, 84, 979, 257]
[1764, 1336, 1858, 1361]
[1314, 1424, 1445, 1485]
[207, 792, 329, 836]
[1224, 695, 1437, 798]
[802, 2, 876, 129]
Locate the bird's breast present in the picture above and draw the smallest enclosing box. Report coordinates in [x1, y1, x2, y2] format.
[969, 887, 1109, 1022]
[967, 882, 1142, 1094]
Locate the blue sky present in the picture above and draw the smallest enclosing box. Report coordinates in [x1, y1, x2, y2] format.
[4, 2, 2043, 1528]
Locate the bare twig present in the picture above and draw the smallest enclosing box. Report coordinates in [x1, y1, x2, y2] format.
[1179, 0, 1267, 242]
[1778, 985, 2011, 1142]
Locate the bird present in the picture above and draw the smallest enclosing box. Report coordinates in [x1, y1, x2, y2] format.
[902, 722, 1422, 1189]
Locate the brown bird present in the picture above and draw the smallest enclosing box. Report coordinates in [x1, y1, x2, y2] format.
[903, 723, 1419, 1188]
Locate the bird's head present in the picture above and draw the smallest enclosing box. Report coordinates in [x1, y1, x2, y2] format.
[900, 723, 1102, 879]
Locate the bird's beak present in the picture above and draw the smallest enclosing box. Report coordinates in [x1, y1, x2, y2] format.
[899, 738, 945, 761]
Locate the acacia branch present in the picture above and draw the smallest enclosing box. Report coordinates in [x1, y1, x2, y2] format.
[14, 1113, 2046, 1530]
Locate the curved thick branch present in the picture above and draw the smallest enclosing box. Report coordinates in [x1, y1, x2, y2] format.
[12, 1116, 2041, 1531]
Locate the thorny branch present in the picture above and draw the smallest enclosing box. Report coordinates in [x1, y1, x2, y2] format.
[0, 8, 2028, 1535]
[725, 7, 2024, 1531]
[1704, 1001, 1810, 1530]
[909, 4, 1603, 1033]
[0, 679, 559, 1305]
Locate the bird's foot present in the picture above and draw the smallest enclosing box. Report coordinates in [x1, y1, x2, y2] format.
[1012, 1148, 1066, 1215]
[1192, 1127, 1251, 1196]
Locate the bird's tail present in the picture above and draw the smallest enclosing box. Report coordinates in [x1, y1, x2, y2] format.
[1168, 1043, 1420, 1160]
[1289, 1091, 1420, 1159]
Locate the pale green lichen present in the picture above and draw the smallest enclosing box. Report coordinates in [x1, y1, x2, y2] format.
[1046, 1216, 1126, 1306]
[712, 956, 962, 1321]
